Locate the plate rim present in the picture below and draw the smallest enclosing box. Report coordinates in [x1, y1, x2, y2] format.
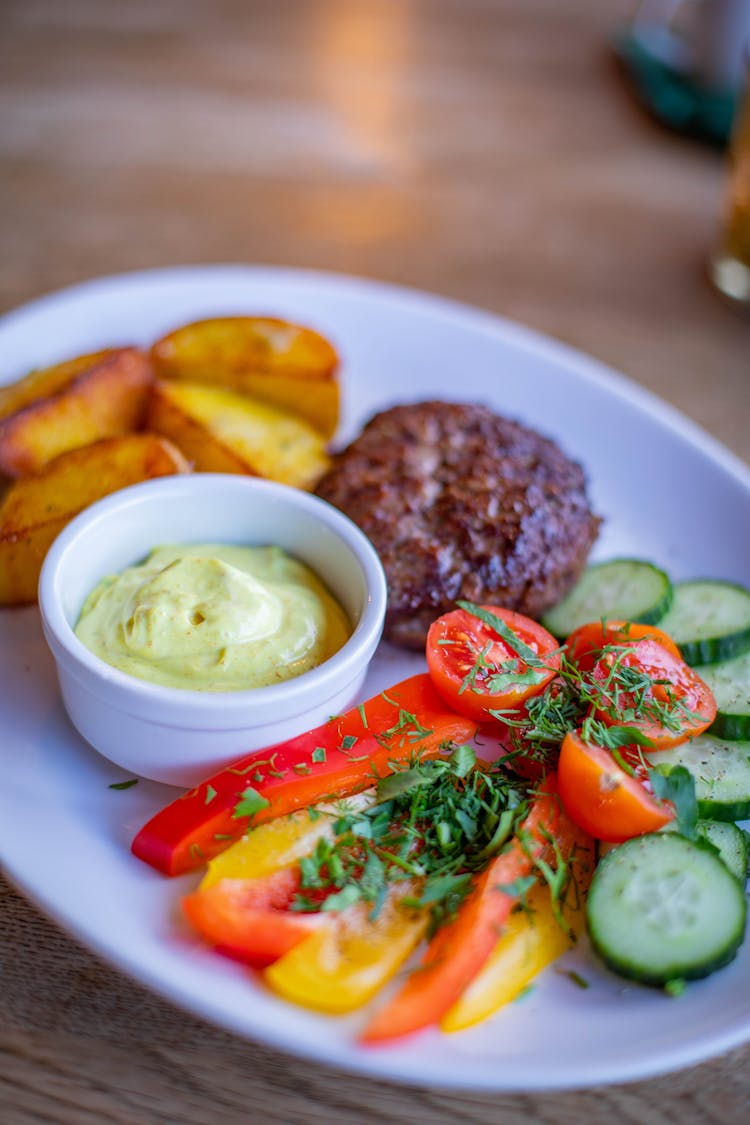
[2, 262, 748, 490]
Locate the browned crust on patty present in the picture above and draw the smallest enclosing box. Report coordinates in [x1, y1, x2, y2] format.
[316, 401, 600, 649]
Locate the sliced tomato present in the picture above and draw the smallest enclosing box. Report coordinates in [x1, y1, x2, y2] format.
[182, 867, 323, 967]
[426, 605, 560, 724]
[590, 638, 716, 749]
[557, 730, 673, 841]
[565, 619, 681, 671]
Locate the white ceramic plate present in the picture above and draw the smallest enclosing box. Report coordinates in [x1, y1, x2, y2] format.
[1, 266, 749, 1092]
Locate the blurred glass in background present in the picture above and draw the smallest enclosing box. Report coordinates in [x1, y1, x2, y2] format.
[709, 57, 750, 309]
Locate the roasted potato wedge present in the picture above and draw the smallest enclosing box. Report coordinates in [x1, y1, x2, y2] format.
[150, 316, 339, 438]
[146, 380, 331, 489]
[0, 433, 190, 605]
[0, 347, 154, 477]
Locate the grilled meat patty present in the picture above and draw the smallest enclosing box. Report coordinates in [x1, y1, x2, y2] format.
[316, 400, 600, 649]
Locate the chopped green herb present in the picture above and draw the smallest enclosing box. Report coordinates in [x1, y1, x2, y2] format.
[451, 742, 476, 778]
[513, 983, 536, 1003]
[649, 765, 697, 839]
[288, 743, 532, 933]
[312, 746, 327, 764]
[232, 787, 271, 821]
[558, 968, 590, 989]
[204, 785, 217, 805]
[108, 778, 138, 790]
[321, 884, 362, 912]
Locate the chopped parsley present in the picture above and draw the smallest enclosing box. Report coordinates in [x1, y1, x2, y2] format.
[232, 787, 271, 821]
[286, 744, 543, 935]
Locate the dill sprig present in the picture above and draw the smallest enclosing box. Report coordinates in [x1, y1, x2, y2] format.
[454, 601, 557, 700]
[497, 637, 706, 762]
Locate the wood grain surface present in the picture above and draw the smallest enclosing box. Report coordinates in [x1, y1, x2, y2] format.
[1, 1, 749, 1122]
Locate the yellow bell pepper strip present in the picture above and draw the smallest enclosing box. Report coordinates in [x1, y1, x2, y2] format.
[199, 799, 369, 889]
[360, 775, 581, 1044]
[440, 828, 595, 1031]
[264, 882, 430, 1014]
[131, 673, 478, 877]
[182, 866, 325, 967]
[184, 805, 353, 965]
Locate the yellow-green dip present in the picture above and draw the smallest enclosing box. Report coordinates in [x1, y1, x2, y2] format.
[75, 544, 351, 691]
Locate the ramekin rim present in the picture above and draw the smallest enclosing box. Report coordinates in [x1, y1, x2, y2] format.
[38, 474, 387, 717]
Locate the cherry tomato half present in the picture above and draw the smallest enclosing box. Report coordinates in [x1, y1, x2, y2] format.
[565, 619, 681, 671]
[557, 730, 673, 841]
[590, 638, 716, 750]
[426, 605, 560, 723]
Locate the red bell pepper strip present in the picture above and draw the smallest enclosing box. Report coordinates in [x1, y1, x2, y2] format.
[182, 866, 324, 967]
[132, 674, 478, 877]
[360, 775, 580, 1044]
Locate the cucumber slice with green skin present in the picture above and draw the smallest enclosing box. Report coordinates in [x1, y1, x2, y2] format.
[541, 559, 673, 639]
[650, 734, 750, 821]
[697, 650, 750, 741]
[587, 833, 747, 985]
[697, 821, 749, 884]
[660, 819, 749, 883]
[657, 580, 750, 666]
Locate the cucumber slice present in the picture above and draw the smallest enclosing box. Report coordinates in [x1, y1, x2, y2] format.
[697, 821, 749, 884]
[660, 819, 749, 882]
[698, 650, 750, 741]
[541, 559, 672, 638]
[587, 833, 747, 985]
[650, 733, 750, 821]
[657, 580, 750, 666]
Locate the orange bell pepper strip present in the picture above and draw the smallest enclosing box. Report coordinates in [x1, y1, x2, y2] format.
[360, 775, 579, 1044]
[440, 826, 594, 1031]
[182, 866, 324, 967]
[132, 674, 477, 877]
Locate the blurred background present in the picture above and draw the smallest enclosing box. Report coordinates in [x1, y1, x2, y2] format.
[2, 3, 750, 1123]
[0, 0, 748, 461]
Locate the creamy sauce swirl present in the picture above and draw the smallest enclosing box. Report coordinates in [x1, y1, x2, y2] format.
[75, 544, 351, 691]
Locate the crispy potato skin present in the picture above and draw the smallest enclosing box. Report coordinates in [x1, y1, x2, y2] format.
[0, 349, 113, 420]
[0, 433, 190, 606]
[146, 380, 331, 489]
[150, 316, 339, 438]
[0, 347, 154, 477]
[0, 318, 339, 603]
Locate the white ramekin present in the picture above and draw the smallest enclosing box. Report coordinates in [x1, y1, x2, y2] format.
[38, 473, 387, 787]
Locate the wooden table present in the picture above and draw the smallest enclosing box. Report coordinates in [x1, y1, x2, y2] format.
[1, 2, 748, 1121]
